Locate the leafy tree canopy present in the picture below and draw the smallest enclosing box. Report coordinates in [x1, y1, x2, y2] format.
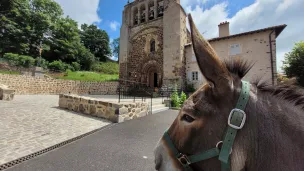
[282, 41, 304, 86]
[0, 0, 112, 71]
[80, 24, 111, 62]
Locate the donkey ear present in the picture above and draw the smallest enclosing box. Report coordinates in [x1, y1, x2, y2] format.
[188, 14, 232, 90]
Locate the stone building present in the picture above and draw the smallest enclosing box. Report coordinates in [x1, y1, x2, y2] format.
[119, 0, 286, 90]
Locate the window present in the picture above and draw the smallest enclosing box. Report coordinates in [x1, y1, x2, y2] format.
[229, 44, 241, 55]
[192, 71, 198, 81]
[150, 40, 155, 52]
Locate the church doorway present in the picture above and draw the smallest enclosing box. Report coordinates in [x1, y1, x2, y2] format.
[154, 73, 158, 87]
[148, 71, 158, 88]
[141, 60, 162, 88]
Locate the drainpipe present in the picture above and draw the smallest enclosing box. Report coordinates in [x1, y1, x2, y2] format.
[269, 29, 275, 85]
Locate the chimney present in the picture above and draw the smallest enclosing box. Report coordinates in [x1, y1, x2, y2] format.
[218, 21, 230, 37]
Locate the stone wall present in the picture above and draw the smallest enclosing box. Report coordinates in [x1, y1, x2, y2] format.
[0, 74, 118, 95]
[59, 94, 149, 123]
[0, 83, 15, 101]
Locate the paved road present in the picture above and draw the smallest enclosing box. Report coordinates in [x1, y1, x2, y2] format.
[0, 95, 111, 165]
[6, 110, 178, 171]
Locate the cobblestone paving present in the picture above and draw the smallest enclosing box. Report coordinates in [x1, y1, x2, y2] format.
[0, 95, 111, 165]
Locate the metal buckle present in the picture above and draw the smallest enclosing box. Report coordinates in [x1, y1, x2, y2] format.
[177, 153, 191, 166]
[228, 108, 246, 129]
[216, 141, 232, 154]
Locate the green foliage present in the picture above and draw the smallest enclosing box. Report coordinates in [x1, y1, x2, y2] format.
[186, 83, 196, 92]
[111, 37, 120, 61]
[80, 24, 112, 62]
[170, 91, 180, 108]
[3, 53, 35, 68]
[18, 55, 35, 68]
[0, 70, 20, 75]
[77, 45, 96, 70]
[71, 62, 81, 71]
[0, 0, 112, 72]
[282, 41, 304, 86]
[91, 62, 119, 74]
[180, 91, 187, 106]
[48, 60, 71, 72]
[0, 0, 63, 56]
[3, 53, 19, 66]
[54, 71, 118, 82]
[35, 58, 49, 69]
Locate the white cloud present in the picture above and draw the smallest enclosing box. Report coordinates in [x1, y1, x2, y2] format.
[53, 0, 101, 26]
[183, 0, 304, 72]
[110, 21, 120, 31]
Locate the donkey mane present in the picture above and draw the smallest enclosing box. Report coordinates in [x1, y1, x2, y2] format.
[224, 58, 304, 110]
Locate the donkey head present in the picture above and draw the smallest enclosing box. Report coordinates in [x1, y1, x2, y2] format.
[154, 14, 250, 171]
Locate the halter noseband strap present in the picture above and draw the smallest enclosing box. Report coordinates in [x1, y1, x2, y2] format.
[163, 81, 251, 171]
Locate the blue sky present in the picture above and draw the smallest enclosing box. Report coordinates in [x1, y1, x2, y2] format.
[54, 0, 304, 72]
[96, 0, 126, 41]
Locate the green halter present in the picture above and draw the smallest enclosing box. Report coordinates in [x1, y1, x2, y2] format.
[163, 81, 250, 171]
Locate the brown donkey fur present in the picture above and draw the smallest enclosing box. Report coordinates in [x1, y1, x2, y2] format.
[154, 14, 304, 171]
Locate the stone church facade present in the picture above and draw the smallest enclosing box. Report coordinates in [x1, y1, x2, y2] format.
[119, 0, 286, 90]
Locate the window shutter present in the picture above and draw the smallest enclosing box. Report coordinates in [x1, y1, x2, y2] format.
[198, 72, 202, 81]
[187, 72, 192, 81]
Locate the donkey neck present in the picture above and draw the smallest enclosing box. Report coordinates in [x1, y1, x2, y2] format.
[237, 85, 304, 171]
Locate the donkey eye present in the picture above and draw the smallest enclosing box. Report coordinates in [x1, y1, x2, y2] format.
[181, 114, 195, 123]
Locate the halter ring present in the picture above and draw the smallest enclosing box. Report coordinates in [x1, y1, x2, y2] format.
[216, 141, 232, 154]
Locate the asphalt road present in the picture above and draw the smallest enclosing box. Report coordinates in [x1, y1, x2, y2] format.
[6, 110, 178, 171]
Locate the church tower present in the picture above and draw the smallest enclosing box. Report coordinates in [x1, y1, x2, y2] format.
[119, 0, 188, 89]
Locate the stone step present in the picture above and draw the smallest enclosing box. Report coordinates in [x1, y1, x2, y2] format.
[152, 104, 166, 108]
[152, 106, 169, 114]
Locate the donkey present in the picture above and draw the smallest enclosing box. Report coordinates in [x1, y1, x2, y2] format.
[154, 14, 304, 171]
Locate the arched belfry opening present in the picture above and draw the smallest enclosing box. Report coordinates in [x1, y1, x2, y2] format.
[140, 5, 146, 23]
[133, 7, 139, 25]
[157, 0, 164, 17]
[148, 1, 155, 20]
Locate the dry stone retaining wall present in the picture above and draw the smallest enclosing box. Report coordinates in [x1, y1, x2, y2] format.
[59, 94, 149, 123]
[0, 74, 118, 95]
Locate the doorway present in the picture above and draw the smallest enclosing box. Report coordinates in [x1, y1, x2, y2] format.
[154, 73, 158, 87]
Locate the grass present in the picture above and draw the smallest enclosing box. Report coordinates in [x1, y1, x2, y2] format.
[0, 70, 20, 75]
[53, 71, 119, 82]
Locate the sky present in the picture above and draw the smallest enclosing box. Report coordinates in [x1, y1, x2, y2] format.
[53, 0, 304, 73]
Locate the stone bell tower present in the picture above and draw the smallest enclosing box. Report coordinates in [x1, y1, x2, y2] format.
[119, 0, 188, 89]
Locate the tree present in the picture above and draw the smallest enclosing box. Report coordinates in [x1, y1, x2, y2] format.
[111, 37, 120, 61]
[44, 16, 80, 63]
[80, 24, 111, 62]
[0, 0, 63, 57]
[0, 0, 32, 55]
[282, 41, 304, 86]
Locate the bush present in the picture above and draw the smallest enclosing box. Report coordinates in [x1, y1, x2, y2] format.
[71, 62, 81, 71]
[186, 83, 196, 92]
[35, 58, 49, 69]
[3, 53, 20, 66]
[18, 55, 35, 68]
[282, 41, 304, 86]
[48, 60, 72, 72]
[170, 91, 180, 108]
[91, 62, 119, 74]
[179, 91, 187, 106]
[3, 53, 35, 68]
[78, 45, 95, 70]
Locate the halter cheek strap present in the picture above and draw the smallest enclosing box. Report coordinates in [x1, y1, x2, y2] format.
[163, 80, 251, 171]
